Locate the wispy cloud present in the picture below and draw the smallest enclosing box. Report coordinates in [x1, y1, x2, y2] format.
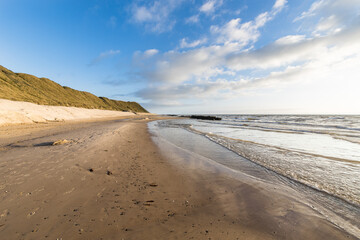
[130, 0, 185, 33]
[184, 0, 223, 26]
[275, 35, 307, 45]
[199, 0, 223, 14]
[129, 0, 287, 88]
[294, 0, 327, 22]
[227, 27, 360, 70]
[107, 16, 117, 28]
[133, 49, 159, 64]
[185, 15, 200, 24]
[89, 50, 120, 66]
[294, 0, 360, 33]
[126, 0, 360, 111]
[136, 26, 360, 103]
[273, 0, 287, 13]
[211, 13, 267, 46]
[179, 38, 207, 49]
[211, 0, 286, 46]
[144, 49, 159, 57]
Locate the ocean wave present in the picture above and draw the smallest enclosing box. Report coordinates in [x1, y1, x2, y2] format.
[150, 119, 360, 238]
[203, 132, 360, 207]
[158, 116, 360, 206]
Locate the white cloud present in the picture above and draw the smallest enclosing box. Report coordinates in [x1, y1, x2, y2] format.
[132, 0, 288, 85]
[89, 50, 120, 66]
[131, 0, 184, 32]
[273, 0, 287, 12]
[294, 0, 327, 21]
[132, 0, 288, 87]
[294, 0, 360, 26]
[275, 35, 307, 45]
[132, 49, 160, 66]
[139, 43, 240, 84]
[199, 0, 224, 15]
[133, 6, 153, 22]
[211, 0, 286, 45]
[210, 12, 272, 46]
[137, 27, 360, 105]
[294, 0, 360, 40]
[211, 18, 260, 46]
[228, 26, 360, 70]
[186, 15, 199, 24]
[183, 0, 224, 27]
[180, 38, 207, 49]
[131, 0, 360, 113]
[200, 0, 220, 14]
[144, 49, 159, 57]
[313, 15, 342, 35]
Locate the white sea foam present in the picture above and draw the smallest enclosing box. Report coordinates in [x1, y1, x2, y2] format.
[149, 117, 360, 238]
[164, 115, 360, 206]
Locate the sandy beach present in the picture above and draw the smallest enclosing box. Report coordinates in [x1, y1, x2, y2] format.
[0, 116, 357, 240]
[0, 99, 143, 126]
[1, 0, 359, 238]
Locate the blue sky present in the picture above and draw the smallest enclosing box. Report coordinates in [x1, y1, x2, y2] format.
[1, 0, 360, 114]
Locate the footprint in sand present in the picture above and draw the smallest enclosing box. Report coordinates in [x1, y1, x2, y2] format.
[64, 188, 75, 195]
[143, 200, 154, 206]
[0, 209, 10, 218]
[27, 207, 40, 218]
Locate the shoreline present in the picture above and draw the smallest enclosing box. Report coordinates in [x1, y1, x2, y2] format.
[0, 117, 357, 239]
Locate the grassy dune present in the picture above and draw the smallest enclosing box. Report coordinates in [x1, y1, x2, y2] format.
[0, 65, 148, 113]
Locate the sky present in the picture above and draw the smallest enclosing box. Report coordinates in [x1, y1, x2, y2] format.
[0, 0, 360, 114]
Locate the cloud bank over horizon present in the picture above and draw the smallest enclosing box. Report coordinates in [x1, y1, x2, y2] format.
[128, 0, 360, 114]
[1, 0, 359, 114]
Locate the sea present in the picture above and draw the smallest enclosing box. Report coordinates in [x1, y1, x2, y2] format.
[148, 115, 360, 237]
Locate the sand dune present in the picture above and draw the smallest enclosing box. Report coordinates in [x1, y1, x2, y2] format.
[0, 99, 138, 126]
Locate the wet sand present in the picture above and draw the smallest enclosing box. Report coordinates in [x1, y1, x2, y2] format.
[0, 116, 356, 239]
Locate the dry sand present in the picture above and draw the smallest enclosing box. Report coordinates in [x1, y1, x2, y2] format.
[0, 116, 357, 239]
[0, 99, 140, 126]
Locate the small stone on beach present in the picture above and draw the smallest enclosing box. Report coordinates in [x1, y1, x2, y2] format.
[52, 139, 70, 145]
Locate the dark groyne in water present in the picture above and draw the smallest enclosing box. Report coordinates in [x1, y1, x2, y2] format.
[189, 115, 222, 120]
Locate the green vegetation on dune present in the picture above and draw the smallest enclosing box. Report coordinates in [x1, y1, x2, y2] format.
[0, 65, 148, 113]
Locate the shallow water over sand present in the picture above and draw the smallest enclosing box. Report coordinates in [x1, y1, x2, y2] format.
[148, 116, 360, 238]
[154, 115, 360, 206]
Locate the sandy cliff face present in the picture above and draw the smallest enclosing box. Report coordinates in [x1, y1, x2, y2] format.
[0, 99, 137, 125]
[0, 65, 150, 125]
[0, 65, 148, 113]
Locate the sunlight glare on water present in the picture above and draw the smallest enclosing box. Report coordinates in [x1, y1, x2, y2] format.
[159, 115, 360, 206]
